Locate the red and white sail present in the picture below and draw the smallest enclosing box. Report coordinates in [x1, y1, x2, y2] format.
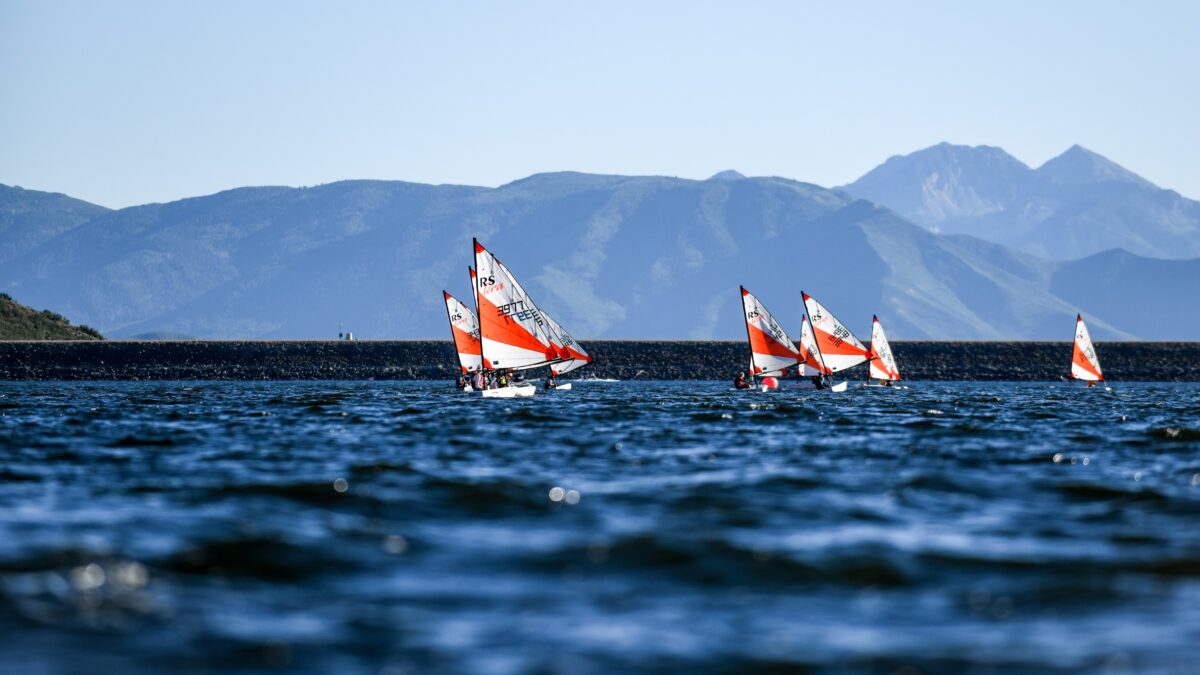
[868, 315, 901, 381]
[797, 315, 828, 376]
[443, 290, 483, 373]
[802, 292, 871, 373]
[1071, 314, 1103, 382]
[473, 239, 568, 371]
[544, 312, 591, 375]
[741, 286, 800, 376]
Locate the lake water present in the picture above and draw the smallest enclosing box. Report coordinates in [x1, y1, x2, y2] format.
[1, 380, 1198, 673]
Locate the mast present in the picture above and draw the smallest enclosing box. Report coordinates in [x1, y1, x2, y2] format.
[739, 286, 757, 380]
[471, 239, 487, 376]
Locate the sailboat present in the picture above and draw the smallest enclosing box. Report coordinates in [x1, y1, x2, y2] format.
[443, 287, 483, 390]
[1071, 314, 1106, 388]
[863, 315, 906, 388]
[542, 312, 591, 390]
[472, 239, 573, 398]
[740, 286, 801, 390]
[802, 291, 872, 392]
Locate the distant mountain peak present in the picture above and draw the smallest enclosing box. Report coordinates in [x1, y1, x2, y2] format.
[1036, 145, 1156, 189]
[708, 170, 746, 181]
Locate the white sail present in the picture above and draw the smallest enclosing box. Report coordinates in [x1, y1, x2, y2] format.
[443, 290, 483, 373]
[543, 311, 592, 375]
[802, 292, 871, 373]
[868, 315, 901, 381]
[1071, 314, 1103, 382]
[474, 239, 566, 371]
[741, 286, 800, 376]
[797, 315, 827, 376]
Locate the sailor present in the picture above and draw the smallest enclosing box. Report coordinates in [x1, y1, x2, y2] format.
[811, 375, 826, 390]
[545, 373, 558, 390]
[471, 370, 485, 390]
[1086, 379, 1097, 388]
[456, 372, 469, 390]
[497, 369, 510, 388]
[734, 371, 752, 389]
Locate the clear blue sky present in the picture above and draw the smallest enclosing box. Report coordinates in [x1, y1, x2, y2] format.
[2, 1, 1197, 208]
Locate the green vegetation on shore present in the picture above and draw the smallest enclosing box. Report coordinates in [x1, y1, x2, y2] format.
[0, 293, 104, 340]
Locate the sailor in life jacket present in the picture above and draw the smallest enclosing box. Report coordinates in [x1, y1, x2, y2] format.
[545, 374, 558, 390]
[734, 372, 751, 389]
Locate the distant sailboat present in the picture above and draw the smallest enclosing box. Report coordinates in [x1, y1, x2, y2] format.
[1071, 314, 1104, 386]
[797, 315, 829, 378]
[802, 291, 871, 392]
[443, 287, 483, 387]
[740, 286, 801, 386]
[865, 315, 905, 388]
[472, 239, 574, 398]
[543, 311, 591, 390]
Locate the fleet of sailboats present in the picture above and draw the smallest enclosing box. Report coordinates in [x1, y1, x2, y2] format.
[440, 240, 1110, 395]
[442, 239, 592, 398]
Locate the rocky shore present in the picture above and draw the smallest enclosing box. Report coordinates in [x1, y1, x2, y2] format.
[0, 340, 1197, 381]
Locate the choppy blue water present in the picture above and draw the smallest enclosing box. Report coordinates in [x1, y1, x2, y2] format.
[1, 380, 1199, 674]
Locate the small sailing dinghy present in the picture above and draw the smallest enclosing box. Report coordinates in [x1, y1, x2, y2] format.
[542, 312, 592, 391]
[802, 291, 872, 392]
[473, 239, 579, 398]
[1071, 314, 1107, 389]
[862, 315, 908, 389]
[740, 286, 801, 391]
[443, 287, 483, 391]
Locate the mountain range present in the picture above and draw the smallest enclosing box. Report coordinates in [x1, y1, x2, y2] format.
[842, 143, 1200, 261]
[2, 144, 1197, 341]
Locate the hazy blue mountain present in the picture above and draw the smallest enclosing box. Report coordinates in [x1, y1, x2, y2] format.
[842, 143, 1200, 260]
[2, 173, 1195, 340]
[0, 184, 110, 265]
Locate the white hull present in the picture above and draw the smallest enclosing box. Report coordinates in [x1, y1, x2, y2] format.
[481, 383, 537, 399]
[552, 383, 572, 391]
[830, 381, 848, 393]
[860, 383, 909, 390]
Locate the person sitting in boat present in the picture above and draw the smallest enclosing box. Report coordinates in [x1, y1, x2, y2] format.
[471, 370, 485, 390]
[545, 374, 558, 390]
[456, 373, 469, 390]
[497, 370, 510, 388]
[734, 372, 752, 389]
[1086, 379, 1097, 388]
[811, 375, 827, 390]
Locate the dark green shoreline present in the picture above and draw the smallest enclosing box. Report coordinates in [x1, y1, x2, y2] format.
[1, 340, 1197, 381]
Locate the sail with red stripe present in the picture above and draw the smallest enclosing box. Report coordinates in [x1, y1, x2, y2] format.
[443, 289, 483, 373]
[798, 315, 828, 376]
[802, 291, 871, 373]
[544, 312, 591, 375]
[1071, 314, 1103, 382]
[741, 286, 800, 376]
[868, 315, 901, 381]
[473, 239, 565, 371]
